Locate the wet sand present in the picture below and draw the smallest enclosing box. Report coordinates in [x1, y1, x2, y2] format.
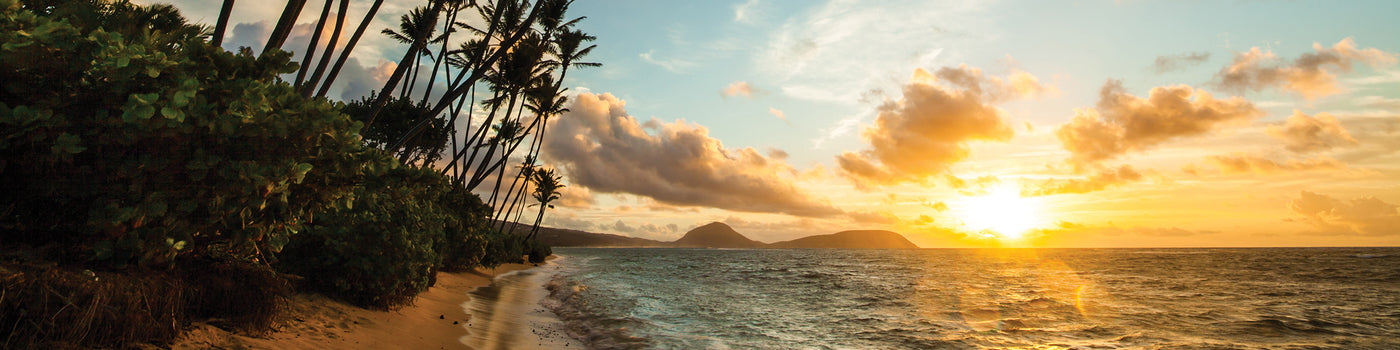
[171, 260, 570, 349]
[462, 255, 581, 349]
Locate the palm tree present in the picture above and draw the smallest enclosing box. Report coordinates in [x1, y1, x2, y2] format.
[294, 0, 333, 87]
[526, 167, 563, 240]
[313, 0, 385, 98]
[364, 1, 446, 126]
[211, 0, 235, 47]
[263, 0, 308, 55]
[301, 0, 348, 98]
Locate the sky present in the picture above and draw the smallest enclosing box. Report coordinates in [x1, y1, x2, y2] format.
[159, 0, 1400, 247]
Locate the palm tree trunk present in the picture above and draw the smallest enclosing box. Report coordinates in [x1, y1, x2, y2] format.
[302, 0, 348, 98]
[263, 0, 308, 55]
[211, 0, 235, 47]
[314, 0, 385, 98]
[420, 6, 459, 103]
[294, 0, 333, 89]
[386, 0, 546, 152]
[363, 0, 447, 127]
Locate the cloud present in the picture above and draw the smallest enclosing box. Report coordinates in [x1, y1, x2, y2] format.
[1266, 110, 1358, 153]
[1056, 80, 1263, 168]
[722, 81, 756, 97]
[1290, 191, 1399, 236]
[837, 66, 1048, 186]
[767, 107, 790, 124]
[1212, 38, 1397, 100]
[848, 210, 901, 225]
[640, 50, 697, 73]
[1022, 165, 1145, 196]
[542, 93, 842, 217]
[754, 0, 990, 103]
[732, 0, 763, 24]
[1204, 154, 1347, 174]
[1151, 52, 1211, 74]
[1355, 96, 1400, 110]
[554, 185, 597, 209]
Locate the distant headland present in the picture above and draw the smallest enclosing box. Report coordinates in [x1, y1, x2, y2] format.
[529, 222, 919, 249]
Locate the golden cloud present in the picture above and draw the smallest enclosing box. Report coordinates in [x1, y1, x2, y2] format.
[721, 81, 755, 97]
[1266, 110, 1358, 153]
[1021, 165, 1144, 196]
[837, 66, 1049, 186]
[1213, 38, 1397, 100]
[1290, 191, 1400, 236]
[1056, 80, 1262, 168]
[542, 93, 841, 217]
[1205, 154, 1346, 174]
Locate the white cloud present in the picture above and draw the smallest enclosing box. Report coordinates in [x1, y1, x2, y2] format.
[733, 0, 764, 24]
[754, 0, 989, 104]
[640, 50, 698, 73]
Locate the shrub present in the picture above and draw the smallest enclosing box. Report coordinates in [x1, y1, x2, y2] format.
[277, 162, 450, 309]
[526, 238, 551, 264]
[438, 186, 491, 271]
[0, 0, 367, 268]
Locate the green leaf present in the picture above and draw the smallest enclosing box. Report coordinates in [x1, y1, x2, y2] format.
[160, 106, 183, 121]
[122, 104, 155, 122]
[51, 133, 86, 154]
[146, 66, 160, 78]
[115, 56, 130, 68]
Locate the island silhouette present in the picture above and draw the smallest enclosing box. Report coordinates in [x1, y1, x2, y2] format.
[524, 222, 919, 249]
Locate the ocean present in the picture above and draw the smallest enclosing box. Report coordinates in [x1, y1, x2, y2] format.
[483, 247, 1400, 349]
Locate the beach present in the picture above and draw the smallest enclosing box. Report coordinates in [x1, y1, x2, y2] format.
[171, 258, 576, 350]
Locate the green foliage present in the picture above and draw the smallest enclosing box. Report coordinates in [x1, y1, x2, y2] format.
[438, 186, 492, 271]
[526, 238, 550, 264]
[341, 93, 450, 164]
[0, 0, 367, 267]
[278, 160, 452, 309]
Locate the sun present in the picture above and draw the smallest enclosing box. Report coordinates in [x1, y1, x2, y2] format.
[954, 184, 1044, 240]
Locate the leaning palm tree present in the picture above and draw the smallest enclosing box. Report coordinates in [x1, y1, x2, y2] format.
[526, 167, 563, 240]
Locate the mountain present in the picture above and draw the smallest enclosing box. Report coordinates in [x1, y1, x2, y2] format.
[672, 222, 765, 248]
[769, 230, 919, 249]
[518, 225, 668, 247]
[527, 221, 920, 249]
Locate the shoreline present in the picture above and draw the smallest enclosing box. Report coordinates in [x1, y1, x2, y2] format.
[171, 260, 552, 349]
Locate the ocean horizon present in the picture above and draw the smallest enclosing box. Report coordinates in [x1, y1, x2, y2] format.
[468, 247, 1400, 349]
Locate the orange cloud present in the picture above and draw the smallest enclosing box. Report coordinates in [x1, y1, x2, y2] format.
[768, 107, 789, 123]
[1205, 154, 1346, 174]
[554, 185, 597, 209]
[837, 66, 1048, 186]
[543, 93, 841, 217]
[1266, 110, 1358, 153]
[722, 81, 756, 97]
[1021, 165, 1144, 196]
[1290, 191, 1399, 236]
[1056, 80, 1262, 168]
[1213, 38, 1397, 100]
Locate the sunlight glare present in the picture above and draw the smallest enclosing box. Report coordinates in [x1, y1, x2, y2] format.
[955, 184, 1043, 239]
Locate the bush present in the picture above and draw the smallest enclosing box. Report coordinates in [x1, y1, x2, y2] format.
[0, 0, 367, 268]
[526, 238, 551, 264]
[277, 162, 451, 309]
[438, 186, 491, 271]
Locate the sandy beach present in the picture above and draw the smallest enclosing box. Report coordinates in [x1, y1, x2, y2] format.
[171, 259, 574, 350]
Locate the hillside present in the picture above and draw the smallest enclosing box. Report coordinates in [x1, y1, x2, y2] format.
[769, 230, 919, 249]
[513, 224, 669, 247]
[525, 221, 919, 249]
[671, 222, 766, 248]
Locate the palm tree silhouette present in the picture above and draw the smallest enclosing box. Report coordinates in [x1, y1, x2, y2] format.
[526, 167, 563, 240]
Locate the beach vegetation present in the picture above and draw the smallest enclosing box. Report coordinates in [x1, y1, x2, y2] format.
[1, 0, 591, 346]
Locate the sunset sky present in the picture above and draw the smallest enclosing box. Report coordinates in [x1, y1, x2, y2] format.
[165, 0, 1399, 247]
